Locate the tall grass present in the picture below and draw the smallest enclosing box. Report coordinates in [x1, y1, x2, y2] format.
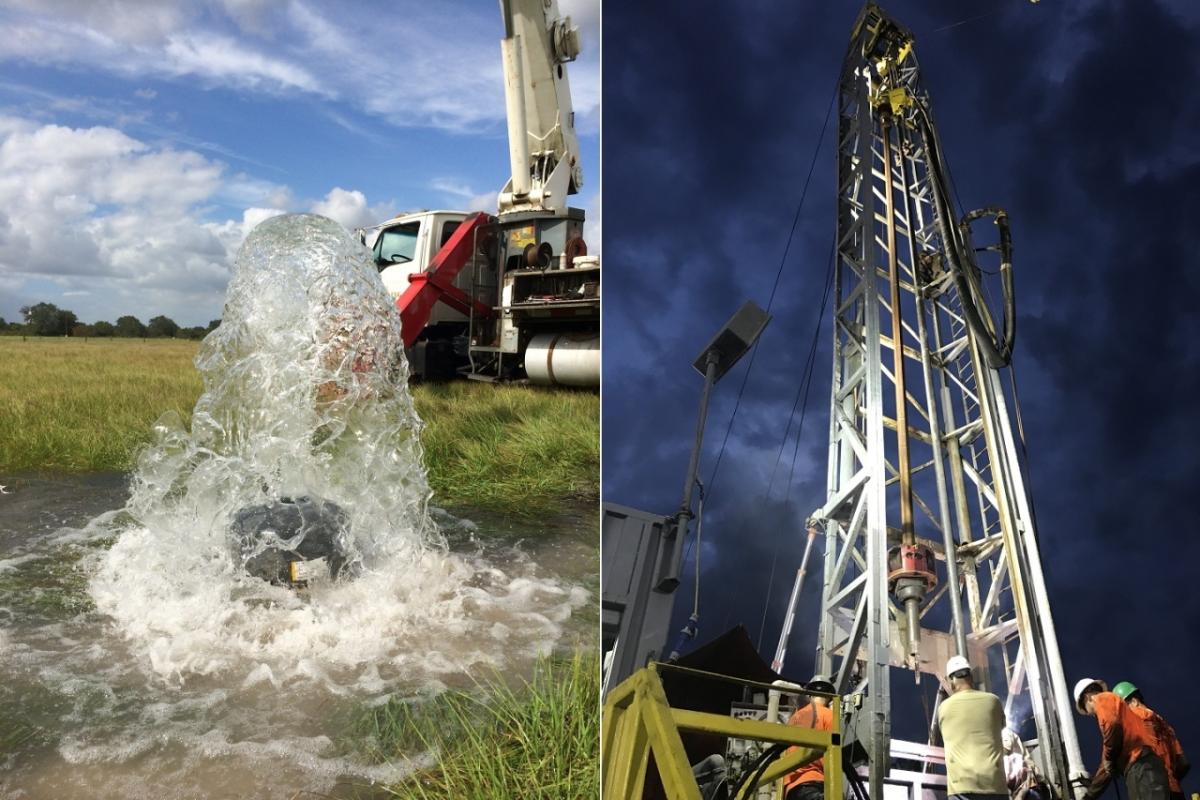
[0, 338, 202, 472]
[416, 381, 599, 515]
[350, 652, 600, 800]
[0, 338, 598, 514]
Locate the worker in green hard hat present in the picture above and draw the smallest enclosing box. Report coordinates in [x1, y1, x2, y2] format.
[1074, 677, 1170, 800]
[1114, 681, 1189, 800]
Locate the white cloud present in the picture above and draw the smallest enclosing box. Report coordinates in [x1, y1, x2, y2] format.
[286, 1, 503, 131]
[0, 13, 325, 99]
[465, 191, 498, 213]
[581, 190, 600, 256]
[0, 79, 152, 131]
[0, 0, 599, 133]
[239, 207, 288, 237]
[556, 0, 601, 129]
[1, 79, 290, 174]
[1, 0, 192, 46]
[428, 177, 495, 214]
[429, 177, 475, 200]
[161, 32, 325, 94]
[134, 87, 157, 100]
[309, 187, 394, 232]
[0, 116, 393, 325]
[0, 118, 225, 293]
[217, 0, 290, 37]
[558, 0, 600, 33]
[221, 173, 293, 209]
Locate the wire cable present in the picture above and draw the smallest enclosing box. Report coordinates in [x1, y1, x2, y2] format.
[782, 238, 836, 502]
[759, 238, 835, 511]
[753, 235, 837, 652]
[928, 3, 1008, 35]
[706, 77, 839, 494]
[693, 482, 705, 616]
[672, 75, 841, 638]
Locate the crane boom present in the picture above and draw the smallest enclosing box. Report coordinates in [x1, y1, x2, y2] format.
[497, 0, 584, 216]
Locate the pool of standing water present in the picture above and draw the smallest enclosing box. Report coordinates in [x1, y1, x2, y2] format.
[0, 472, 597, 799]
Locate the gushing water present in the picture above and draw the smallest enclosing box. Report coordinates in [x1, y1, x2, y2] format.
[0, 215, 590, 798]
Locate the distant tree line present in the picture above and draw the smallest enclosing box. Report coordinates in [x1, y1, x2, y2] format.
[2, 302, 220, 340]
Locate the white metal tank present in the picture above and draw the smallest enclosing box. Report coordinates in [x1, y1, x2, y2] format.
[524, 332, 599, 387]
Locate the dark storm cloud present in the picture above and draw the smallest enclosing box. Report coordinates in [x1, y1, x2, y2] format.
[995, 0, 1200, 744]
[604, 0, 1200, 765]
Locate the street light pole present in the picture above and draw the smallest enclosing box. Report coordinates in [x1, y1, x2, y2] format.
[601, 299, 771, 691]
[660, 349, 720, 662]
[658, 300, 771, 661]
[677, 349, 720, 532]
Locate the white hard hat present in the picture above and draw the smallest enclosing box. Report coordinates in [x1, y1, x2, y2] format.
[945, 655, 971, 677]
[1073, 678, 1107, 713]
[806, 675, 836, 694]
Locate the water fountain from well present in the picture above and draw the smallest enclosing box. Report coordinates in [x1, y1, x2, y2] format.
[0, 214, 590, 798]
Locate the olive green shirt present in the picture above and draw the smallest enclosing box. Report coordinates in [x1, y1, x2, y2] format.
[937, 689, 1008, 795]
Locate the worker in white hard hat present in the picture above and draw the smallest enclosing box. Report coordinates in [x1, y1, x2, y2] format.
[1073, 678, 1170, 800]
[936, 655, 1008, 800]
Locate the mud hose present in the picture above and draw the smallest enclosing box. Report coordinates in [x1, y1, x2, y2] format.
[914, 101, 1015, 368]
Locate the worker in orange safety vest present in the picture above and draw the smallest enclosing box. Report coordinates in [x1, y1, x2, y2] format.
[1074, 678, 1170, 800]
[783, 677, 835, 800]
[1113, 681, 1190, 800]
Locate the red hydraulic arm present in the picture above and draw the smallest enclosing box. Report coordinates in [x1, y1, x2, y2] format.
[396, 211, 495, 347]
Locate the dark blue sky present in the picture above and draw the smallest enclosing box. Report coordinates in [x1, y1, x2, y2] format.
[602, 0, 1200, 775]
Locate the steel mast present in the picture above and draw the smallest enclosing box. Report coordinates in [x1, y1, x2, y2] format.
[811, 5, 1085, 799]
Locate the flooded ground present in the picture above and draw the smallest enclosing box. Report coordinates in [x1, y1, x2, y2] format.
[0, 472, 598, 799]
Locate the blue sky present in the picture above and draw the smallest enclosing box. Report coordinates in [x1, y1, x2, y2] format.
[0, 0, 600, 327]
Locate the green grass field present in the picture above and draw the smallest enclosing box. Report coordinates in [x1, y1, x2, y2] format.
[0, 337, 598, 515]
[349, 652, 599, 799]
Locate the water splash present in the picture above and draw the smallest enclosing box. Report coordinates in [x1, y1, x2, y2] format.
[128, 213, 431, 561]
[89, 214, 583, 688]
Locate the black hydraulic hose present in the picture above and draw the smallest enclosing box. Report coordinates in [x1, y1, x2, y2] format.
[913, 99, 1015, 368]
[731, 743, 785, 800]
[917, 104, 1005, 364]
[843, 755, 871, 800]
[960, 206, 1016, 364]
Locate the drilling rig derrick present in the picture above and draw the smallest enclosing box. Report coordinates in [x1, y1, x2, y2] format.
[811, 5, 1086, 799]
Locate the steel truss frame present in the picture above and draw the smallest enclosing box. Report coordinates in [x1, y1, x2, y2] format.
[602, 664, 843, 800]
[811, 6, 1085, 799]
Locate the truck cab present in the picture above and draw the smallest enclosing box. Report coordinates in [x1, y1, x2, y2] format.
[362, 210, 495, 331]
[359, 209, 500, 381]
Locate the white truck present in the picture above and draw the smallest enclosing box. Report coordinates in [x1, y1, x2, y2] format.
[357, 0, 599, 387]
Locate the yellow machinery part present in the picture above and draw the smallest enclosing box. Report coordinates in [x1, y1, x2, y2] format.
[601, 664, 843, 800]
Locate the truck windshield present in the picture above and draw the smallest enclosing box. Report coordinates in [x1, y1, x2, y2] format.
[373, 223, 419, 268]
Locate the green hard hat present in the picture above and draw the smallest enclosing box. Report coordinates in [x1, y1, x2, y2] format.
[1112, 681, 1138, 701]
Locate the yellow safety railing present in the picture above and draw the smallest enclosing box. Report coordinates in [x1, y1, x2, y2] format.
[602, 663, 842, 800]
